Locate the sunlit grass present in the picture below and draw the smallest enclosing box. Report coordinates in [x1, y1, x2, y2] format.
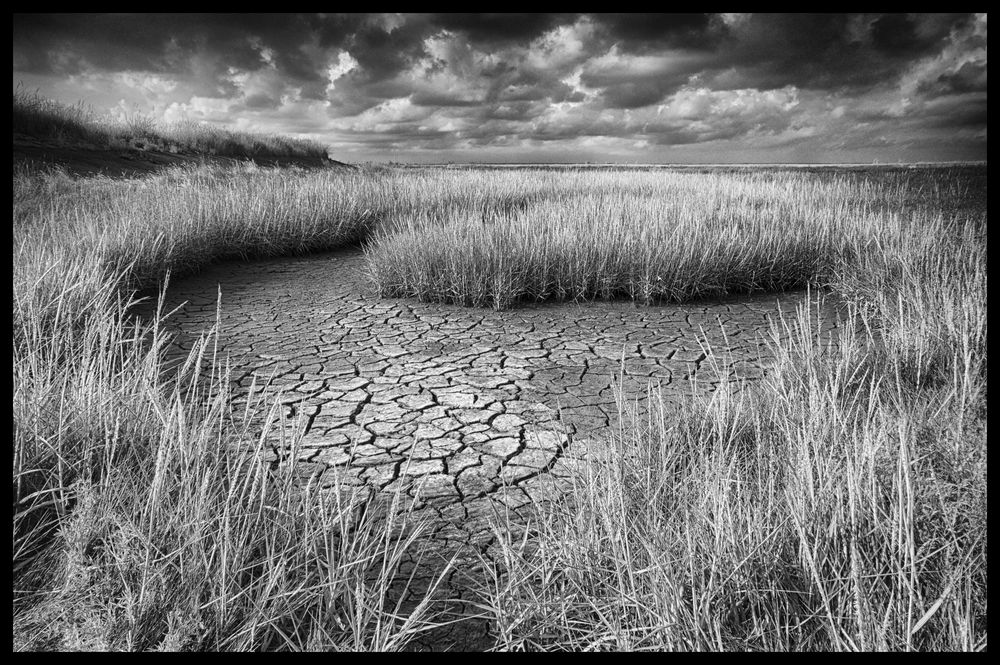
[364, 170, 955, 309]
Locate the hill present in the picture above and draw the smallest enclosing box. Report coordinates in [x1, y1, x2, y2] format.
[12, 89, 352, 177]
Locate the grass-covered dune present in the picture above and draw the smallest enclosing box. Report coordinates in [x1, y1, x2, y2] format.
[13, 89, 339, 175]
[12, 158, 987, 650]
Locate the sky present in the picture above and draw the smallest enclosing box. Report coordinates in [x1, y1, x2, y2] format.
[12, 13, 988, 164]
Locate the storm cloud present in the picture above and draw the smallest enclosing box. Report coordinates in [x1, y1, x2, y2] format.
[12, 13, 987, 163]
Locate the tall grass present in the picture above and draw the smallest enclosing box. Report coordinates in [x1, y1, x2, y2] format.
[13, 87, 111, 147]
[10, 165, 460, 650]
[13, 288, 451, 650]
[12, 162, 621, 650]
[476, 188, 987, 650]
[13, 161, 987, 650]
[13, 88, 330, 161]
[365, 171, 919, 309]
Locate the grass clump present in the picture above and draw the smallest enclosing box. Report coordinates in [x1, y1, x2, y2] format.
[365, 170, 915, 309]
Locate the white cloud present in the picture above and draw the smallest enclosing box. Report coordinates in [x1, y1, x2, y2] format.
[326, 50, 359, 93]
[658, 86, 799, 121]
[162, 96, 233, 124]
[340, 97, 430, 132]
[525, 17, 597, 71]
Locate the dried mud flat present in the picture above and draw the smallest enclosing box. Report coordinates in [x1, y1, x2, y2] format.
[143, 248, 841, 648]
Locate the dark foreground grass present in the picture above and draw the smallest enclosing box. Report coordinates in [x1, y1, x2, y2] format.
[12, 161, 987, 650]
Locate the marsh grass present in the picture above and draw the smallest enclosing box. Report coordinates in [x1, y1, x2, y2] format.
[11, 165, 471, 650]
[365, 171, 908, 309]
[476, 202, 987, 650]
[12, 271, 455, 650]
[12, 160, 986, 650]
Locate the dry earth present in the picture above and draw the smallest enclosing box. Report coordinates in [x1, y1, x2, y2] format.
[140, 247, 841, 649]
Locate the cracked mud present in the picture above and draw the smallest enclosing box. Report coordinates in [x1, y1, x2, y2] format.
[144, 248, 840, 648]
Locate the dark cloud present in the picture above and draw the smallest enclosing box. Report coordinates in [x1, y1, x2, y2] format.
[684, 14, 977, 94]
[927, 60, 988, 95]
[432, 13, 577, 45]
[601, 82, 674, 110]
[869, 13, 952, 54]
[925, 99, 988, 128]
[242, 92, 281, 110]
[580, 53, 705, 109]
[15, 14, 267, 74]
[12, 13, 987, 162]
[590, 13, 719, 51]
[345, 19, 430, 82]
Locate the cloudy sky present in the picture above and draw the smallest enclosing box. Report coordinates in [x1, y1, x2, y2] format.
[13, 13, 987, 163]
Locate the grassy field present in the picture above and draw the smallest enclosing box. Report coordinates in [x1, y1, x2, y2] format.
[12, 158, 987, 650]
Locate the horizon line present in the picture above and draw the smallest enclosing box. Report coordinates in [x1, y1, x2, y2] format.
[358, 160, 988, 167]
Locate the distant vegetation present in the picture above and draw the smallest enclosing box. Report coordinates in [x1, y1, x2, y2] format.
[12, 160, 986, 650]
[13, 88, 330, 161]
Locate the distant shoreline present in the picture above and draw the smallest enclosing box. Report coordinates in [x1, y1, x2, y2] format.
[383, 161, 987, 169]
